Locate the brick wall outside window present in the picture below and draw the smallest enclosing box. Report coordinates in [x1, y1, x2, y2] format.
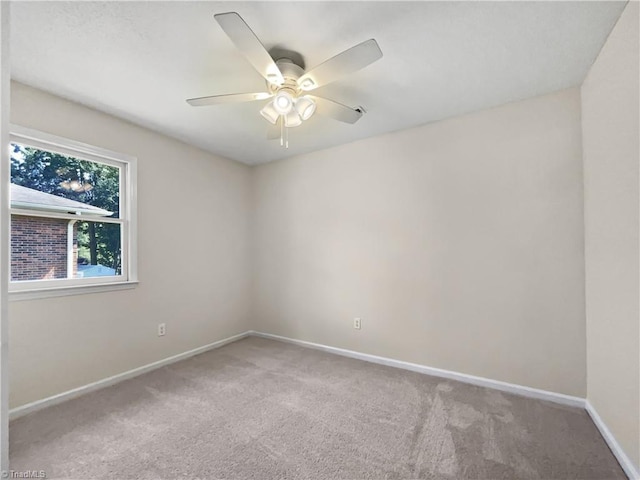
[11, 215, 78, 281]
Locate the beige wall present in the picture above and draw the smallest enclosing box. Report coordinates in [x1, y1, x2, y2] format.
[582, 1, 640, 471]
[9, 82, 252, 408]
[252, 88, 586, 397]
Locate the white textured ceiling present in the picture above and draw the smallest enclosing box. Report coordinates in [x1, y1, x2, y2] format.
[10, 1, 626, 165]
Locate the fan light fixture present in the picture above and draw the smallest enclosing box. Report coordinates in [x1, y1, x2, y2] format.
[295, 96, 316, 120]
[260, 102, 279, 124]
[284, 110, 302, 128]
[273, 91, 294, 115]
[259, 93, 317, 147]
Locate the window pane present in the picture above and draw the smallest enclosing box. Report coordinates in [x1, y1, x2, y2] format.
[11, 214, 70, 281]
[75, 221, 122, 278]
[11, 217, 122, 281]
[10, 143, 120, 218]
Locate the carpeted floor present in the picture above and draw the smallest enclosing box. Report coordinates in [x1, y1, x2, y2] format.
[10, 336, 625, 479]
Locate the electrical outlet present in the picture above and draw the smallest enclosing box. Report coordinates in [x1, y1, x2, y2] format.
[158, 323, 166, 336]
[354, 318, 361, 330]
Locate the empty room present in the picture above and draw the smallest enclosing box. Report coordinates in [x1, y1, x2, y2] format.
[0, 1, 638, 479]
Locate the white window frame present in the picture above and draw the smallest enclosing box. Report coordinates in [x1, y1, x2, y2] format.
[8, 125, 138, 300]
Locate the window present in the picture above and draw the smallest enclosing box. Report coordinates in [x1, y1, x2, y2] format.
[9, 125, 137, 298]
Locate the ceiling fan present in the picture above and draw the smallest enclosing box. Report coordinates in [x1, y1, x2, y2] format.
[186, 12, 383, 148]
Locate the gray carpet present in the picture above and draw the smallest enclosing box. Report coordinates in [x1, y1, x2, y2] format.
[10, 336, 625, 479]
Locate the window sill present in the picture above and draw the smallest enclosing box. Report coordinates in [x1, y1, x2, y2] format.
[9, 281, 139, 301]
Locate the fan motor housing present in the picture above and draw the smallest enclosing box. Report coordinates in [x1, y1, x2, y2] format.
[268, 58, 305, 94]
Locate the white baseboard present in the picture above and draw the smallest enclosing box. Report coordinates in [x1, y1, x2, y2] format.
[249, 331, 585, 408]
[9, 330, 251, 420]
[586, 400, 639, 480]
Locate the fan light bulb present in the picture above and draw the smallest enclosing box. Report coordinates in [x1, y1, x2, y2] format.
[273, 91, 294, 115]
[295, 96, 316, 121]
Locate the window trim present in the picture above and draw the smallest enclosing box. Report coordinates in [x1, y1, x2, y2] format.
[8, 124, 138, 299]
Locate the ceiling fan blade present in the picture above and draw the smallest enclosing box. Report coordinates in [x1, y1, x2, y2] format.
[298, 39, 382, 91]
[214, 12, 284, 85]
[186, 92, 271, 107]
[309, 96, 364, 124]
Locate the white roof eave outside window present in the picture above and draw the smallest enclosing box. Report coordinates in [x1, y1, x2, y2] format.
[10, 201, 113, 218]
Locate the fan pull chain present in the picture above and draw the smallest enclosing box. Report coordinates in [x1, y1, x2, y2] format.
[280, 116, 284, 147]
[278, 117, 289, 148]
